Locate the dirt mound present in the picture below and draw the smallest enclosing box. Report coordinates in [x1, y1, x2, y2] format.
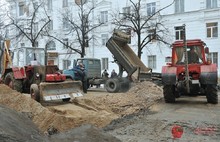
[0, 105, 47, 142]
[0, 81, 163, 134]
[78, 81, 163, 116]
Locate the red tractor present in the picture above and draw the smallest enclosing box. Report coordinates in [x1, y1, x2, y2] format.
[0, 40, 83, 102]
[162, 39, 218, 104]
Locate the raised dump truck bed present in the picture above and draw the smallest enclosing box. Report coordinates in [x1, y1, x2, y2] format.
[106, 30, 153, 81]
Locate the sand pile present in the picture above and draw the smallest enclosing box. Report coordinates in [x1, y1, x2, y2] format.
[0, 81, 163, 133]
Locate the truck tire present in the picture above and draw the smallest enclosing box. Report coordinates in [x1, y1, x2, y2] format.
[105, 78, 121, 93]
[163, 85, 175, 103]
[206, 85, 218, 104]
[30, 84, 40, 102]
[119, 78, 130, 92]
[4, 72, 23, 93]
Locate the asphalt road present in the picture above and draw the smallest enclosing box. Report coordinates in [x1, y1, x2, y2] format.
[104, 91, 220, 142]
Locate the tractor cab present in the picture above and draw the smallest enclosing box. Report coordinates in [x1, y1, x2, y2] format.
[171, 39, 209, 66]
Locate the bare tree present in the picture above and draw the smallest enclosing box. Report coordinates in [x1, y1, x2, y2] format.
[113, 0, 174, 59]
[0, 1, 8, 40]
[8, 1, 51, 60]
[46, 0, 103, 58]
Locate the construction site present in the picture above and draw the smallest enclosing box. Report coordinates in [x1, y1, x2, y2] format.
[0, 30, 220, 141]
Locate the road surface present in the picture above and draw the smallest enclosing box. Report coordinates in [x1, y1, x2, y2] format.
[104, 92, 220, 142]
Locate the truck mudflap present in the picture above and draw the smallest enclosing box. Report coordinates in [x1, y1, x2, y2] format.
[39, 81, 83, 101]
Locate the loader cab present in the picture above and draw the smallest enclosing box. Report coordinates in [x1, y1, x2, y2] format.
[13, 47, 45, 67]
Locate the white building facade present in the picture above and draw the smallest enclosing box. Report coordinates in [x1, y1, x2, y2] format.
[5, 0, 220, 76]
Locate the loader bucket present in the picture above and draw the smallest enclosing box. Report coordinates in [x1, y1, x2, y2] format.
[39, 80, 83, 101]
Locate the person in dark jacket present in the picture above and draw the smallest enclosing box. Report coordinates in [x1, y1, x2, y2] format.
[110, 69, 117, 78]
[74, 62, 87, 93]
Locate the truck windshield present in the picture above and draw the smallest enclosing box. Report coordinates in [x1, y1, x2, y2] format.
[174, 46, 203, 64]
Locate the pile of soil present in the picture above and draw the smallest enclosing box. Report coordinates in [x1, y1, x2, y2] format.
[0, 81, 163, 141]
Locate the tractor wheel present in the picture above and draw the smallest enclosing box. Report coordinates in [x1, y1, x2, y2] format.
[30, 84, 40, 102]
[4, 72, 23, 93]
[206, 85, 218, 104]
[105, 78, 121, 93]
[163, 85, 175, 103]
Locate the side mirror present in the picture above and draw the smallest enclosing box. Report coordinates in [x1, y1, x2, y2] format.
[205, 47, 209, 54]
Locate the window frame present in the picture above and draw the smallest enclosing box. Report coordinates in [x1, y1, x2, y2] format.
[208, 52, 218, 66]
[175, 0, 184, 13]
[206, 22, 218, 38]
[100, 11, 108, 23]
[101, 58, 109, 70]
[122, 6, 131, 18]
[147, 2, 156, 16]
[47, 0, 52, 11]
[63, 38, 69, 48]
[148, 28, 157, 42]
[63, 0, 68, 8]
[101, 34, 108, 45]
[175, 26, 185, 40]
[63, 59, 71, 70]
[18, 2, 25, 16]
[148, 55, 156, 69]
[206, 0, 217, 9]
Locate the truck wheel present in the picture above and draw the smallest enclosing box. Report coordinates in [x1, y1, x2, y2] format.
[4, 72, 23, 93]
[119, 78, 130, 92]
[105, 78, 121, 93]
[163, 85, 175, 103]
[206, 85, 218, 104]
[30, 84, 40, 102]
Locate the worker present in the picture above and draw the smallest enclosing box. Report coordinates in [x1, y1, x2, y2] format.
[73, 62, 87, 93]
[102, 69, 109, 79]
[188, 46, 199, 64]
[110, 69, 117, 78]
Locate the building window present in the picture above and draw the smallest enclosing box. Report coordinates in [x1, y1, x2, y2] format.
[33, 2, 38, 9]
[63, 38, 68, 48]
[47, 0, 52, 11]
[100, 11, 108, 23]
[147, 2, 156, 16]
[101, 34, 108, 45]
[206, 0, 217, 9]
[208, 52, 218, 66]
[63, 18, 69, 29]
[19, 2, 25, 16]
[33, 22, 38, 33]
[34, 41, 39, 47]
[46, 41, 56, 50]
[165, 56, 172, 62]
[63, 0, 68, 7]
[206, 22, 218, 38]
[148, 55, 156, 69]
[20, 43, 25, 47]
[63, 60, 71, 70]
[148, 29, 157, 42]
[101, 58, 108, 70]
[175, 26, 185, 40]
[122, 7, 130, 18]
[175, 0, 184, 13]
[47, 20, 53, 30]
[75, 0, 88, 5]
